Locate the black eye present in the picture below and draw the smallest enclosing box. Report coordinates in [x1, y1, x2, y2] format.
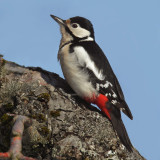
[71, 23, 78, 28]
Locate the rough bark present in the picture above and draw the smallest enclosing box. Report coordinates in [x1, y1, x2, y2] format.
[0, 58, 145, 160]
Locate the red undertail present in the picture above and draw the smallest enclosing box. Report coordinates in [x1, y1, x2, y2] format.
[92, 94, 111, 120]
[84, 94, 133, 152]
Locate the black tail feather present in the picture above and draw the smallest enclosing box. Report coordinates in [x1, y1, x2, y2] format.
[116, 101, 133, 120]
[121, 101, 133, 120]
[107, 102, 133, 152]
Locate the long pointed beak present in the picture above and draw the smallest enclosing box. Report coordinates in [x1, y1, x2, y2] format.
[50, 15, 65, 26]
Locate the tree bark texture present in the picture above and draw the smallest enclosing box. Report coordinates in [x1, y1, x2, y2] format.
[0, 59, 145, 160]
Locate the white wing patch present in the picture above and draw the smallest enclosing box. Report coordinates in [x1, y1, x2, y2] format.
[98, 81, 118, 98]
[74, 46, 105, 80]
[100, 81, 113, 88]
[68, 24, 91, 38]
[111, 100, 117, 104]
[111, 89, 117, 98]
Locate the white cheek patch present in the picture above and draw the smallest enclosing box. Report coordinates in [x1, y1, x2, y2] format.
[74, 46, 105, 80]
[68, 25, 91, 38]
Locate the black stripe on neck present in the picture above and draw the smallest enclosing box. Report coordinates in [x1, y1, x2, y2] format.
[60, 41, 72, 50]
[59, 36, 89, 50]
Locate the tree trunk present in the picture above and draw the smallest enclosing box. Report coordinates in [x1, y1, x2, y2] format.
[0, 59, 145, 160]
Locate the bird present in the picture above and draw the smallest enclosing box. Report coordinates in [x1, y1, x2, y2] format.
[50, 15, 133, 152]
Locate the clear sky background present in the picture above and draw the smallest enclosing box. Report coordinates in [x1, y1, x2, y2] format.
[0, 0, 160, 159]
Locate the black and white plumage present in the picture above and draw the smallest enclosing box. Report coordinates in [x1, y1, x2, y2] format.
[51, 15, 133, 151]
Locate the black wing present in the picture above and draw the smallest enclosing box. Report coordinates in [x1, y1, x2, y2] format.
[70, 41, 133, 119]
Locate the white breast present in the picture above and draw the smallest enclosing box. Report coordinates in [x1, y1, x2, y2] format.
[59, 44, 98, 98]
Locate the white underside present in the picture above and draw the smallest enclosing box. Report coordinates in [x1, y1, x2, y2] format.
[59, 44, 100, 98]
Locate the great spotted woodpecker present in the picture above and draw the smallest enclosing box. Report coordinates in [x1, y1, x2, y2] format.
[50, 15, 133, 152]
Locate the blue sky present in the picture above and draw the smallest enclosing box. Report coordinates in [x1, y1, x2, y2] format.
[0, 0, 160, 159]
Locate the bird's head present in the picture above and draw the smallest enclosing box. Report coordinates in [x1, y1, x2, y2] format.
[50, 15, 95, 43]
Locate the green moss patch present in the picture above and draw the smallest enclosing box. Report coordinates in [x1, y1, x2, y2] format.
[37, 93, 50, 102]
[50, 110, 61, 118]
